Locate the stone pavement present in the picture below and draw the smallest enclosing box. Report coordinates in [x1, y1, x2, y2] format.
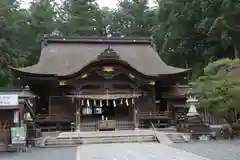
[77, 143, 210, 160]
[2, 140, 240, 160]
[172, 140, 240, 160]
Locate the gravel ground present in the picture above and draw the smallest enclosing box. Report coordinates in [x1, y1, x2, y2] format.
[0, 147, 77, 160]
[1, 140, 240, 160]
[172, 140, 240, 160]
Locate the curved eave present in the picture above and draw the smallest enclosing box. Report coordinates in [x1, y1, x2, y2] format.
[11, 60, 190, 80]
[58, 59, 190, 79]
[10, 66, 56, 77]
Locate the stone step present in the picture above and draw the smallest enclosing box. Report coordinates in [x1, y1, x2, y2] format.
[0, 142, 7, 152]
[43, 135, 158, 147]
[166, 134, 189, 143]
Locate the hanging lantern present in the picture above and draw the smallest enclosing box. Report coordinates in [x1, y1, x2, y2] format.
[94, 99, 96, 106]
[106, 100, 109, 106]
[100, 100, 103, 107]
[132, 98, 135, 105]
[125, 99, 129, 106]
[87, 99, 90, 107]
[81, 99, 84, 106]
[120, 99, 123, 105]
[113, 100, 116, 107]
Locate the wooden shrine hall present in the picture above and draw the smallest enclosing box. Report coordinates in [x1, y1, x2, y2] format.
[11, 37, 190, 132]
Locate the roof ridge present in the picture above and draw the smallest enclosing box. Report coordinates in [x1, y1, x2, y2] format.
[43, 36, 152, 44]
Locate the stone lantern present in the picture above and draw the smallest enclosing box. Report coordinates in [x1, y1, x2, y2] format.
[186, 91, 199, 116]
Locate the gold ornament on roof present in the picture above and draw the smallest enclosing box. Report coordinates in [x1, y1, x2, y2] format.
[103, 66, 114, 72]
[59, 81, 66, 86]
[81, 73, 88, 79]
[149, 80, 155, 86]
[129, 73, 135, 79]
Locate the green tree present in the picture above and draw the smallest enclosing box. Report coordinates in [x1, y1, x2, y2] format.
[58, 0, 105, 36]
[153, 0, 240, 80]
[193, 58, 240, 123]
[107, 0, 156, 37]
[0, 0, 29, 86]
[26, 0, 57, 63]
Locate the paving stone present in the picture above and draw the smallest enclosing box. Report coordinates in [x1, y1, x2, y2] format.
[2, 140, 240, 160]
[172, 140, 240, 160]
[77, 143, 210, 160]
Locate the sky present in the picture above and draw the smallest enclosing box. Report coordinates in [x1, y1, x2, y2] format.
[20, 0, 155, 9]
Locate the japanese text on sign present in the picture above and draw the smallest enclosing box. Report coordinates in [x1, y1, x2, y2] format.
[0, 95, 18, 106]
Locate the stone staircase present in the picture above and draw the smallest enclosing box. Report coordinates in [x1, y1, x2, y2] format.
[44, 135, 157, 147]
[166, 133, 190, 143]
[40, 130, 160, 147]
[0, 142, 7, 151]
[36, 130, 191, 147]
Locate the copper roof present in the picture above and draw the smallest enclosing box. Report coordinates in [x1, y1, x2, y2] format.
[12, 37, 189, 77]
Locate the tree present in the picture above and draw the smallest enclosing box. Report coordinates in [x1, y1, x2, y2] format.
[58, 0, 105, 36]
[0, 0, 29, 86]
[153, 0, 240, 80]
[26, 0, 57, 63]
[107, 0, 156, 37]
[193, 58, 240, 123]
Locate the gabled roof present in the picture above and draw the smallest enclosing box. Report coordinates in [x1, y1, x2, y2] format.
[12, 37, 189, 77]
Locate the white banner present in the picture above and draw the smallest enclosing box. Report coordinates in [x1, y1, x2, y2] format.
[0, 94, 18, 106]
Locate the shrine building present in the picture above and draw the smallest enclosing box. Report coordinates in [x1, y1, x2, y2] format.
[11, 37, 190, 132]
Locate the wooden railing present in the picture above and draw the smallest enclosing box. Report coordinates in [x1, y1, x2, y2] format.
[138, 111, 169, 119]
[0, 122, 10, 148]
[36, 114, 73, 121]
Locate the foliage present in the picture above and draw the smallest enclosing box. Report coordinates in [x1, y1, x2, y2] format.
[193, 58, 240, 118]
[153, 0, 240, 79]
[1, 0, 240, 87]
[232, 122, 240, 131]
[57, 0, 105, 36]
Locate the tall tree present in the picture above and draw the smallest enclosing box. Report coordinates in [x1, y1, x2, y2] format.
[0, 0, 29, 86]
[58, 0, 105, 36]
[27, 0, 57, 63]
[107, 0, 156, 37]
[153, 0, 239, 79]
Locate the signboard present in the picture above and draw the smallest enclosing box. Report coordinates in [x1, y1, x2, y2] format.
[82, 107, 92, 115]
[94, 107, 102, 114]
[0, 94, 18, 106]
[11, 126, 26, 145]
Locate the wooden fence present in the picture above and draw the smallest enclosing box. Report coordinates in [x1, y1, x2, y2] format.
[0, 121, 11, 148]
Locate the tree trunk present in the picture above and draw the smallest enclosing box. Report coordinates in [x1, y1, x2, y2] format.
[234, 46, 239, 59]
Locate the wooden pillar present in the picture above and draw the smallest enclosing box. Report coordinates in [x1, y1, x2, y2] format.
[166, 100, 170, 126]
[152, 85, 156, 113]
[48, 96, 52, 119]
[75, 99, 81, 132]
[133, 106, 139, 129]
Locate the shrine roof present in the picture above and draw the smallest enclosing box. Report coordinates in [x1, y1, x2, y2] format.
[11, 36, 189, 77]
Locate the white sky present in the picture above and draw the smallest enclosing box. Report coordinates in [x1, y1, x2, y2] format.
[20, 0, 155, 9]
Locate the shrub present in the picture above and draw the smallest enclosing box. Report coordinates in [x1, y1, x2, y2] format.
[232, 122, 240, 131]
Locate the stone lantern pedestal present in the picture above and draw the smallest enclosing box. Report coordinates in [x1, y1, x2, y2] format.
[177, 91, 212, 139]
